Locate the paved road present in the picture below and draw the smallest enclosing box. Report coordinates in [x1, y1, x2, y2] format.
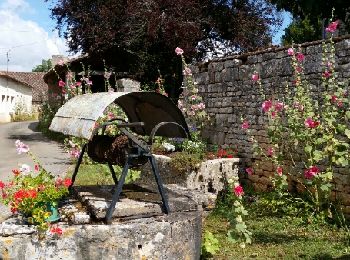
[0, 121, 72, 181]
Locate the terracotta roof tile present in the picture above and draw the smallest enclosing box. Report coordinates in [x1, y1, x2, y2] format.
[0, 71, 48, 103]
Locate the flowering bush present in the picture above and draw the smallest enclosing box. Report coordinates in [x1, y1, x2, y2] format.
[243, 19, 348, 219]
[0, 140, 70, 231]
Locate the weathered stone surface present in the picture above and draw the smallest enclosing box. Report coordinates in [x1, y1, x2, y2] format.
[0, 211, 201, 260]
[0, 183, 202, 260]
[73, 184, 197, 220]
[139, 156, 240, 210]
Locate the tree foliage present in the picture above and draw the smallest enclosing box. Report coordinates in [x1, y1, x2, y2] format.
[47, 0, 281, 92]
[32, 59, 52, 72]
[271, 0, 350, 44]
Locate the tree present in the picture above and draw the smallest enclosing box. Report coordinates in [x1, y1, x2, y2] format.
[282, 17, 322, 45]
[32, 59, 52, 72]
[270, 0, 350, 44]
[47, 0, 282, 94]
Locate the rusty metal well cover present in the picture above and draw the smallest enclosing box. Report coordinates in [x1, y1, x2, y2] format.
[49, 92, 189, 140]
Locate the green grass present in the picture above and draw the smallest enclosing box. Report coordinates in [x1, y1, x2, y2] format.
[203, 204, 350, 259]
[65, 163, 140, 186]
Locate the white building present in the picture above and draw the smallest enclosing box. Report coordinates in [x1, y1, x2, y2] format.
[0, 72, 47, 123]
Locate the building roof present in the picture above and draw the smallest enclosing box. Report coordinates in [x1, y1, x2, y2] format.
[0, 71, 47, 102]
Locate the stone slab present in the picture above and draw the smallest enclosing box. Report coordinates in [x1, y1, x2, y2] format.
[72, 184, 198, 220]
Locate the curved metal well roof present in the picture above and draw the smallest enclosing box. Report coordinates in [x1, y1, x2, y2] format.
[49, 92, 189, 140]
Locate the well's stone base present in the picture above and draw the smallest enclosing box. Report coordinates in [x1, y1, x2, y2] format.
[0, 212, 201, 260]
[0, 184, 202, 260]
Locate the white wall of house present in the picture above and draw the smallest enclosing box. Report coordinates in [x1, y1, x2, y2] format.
[0, 77, 32, 123]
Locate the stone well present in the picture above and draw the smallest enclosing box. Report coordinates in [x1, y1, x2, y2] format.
[0, 184, 202, 260]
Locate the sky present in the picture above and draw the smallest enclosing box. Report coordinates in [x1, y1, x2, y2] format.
[0, 0, 69, 72]
[0, 0, 292, 72]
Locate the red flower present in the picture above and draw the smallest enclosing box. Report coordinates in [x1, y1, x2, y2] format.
[304, 117, 320, 128]
[34, 164, 40, 172]
[50, 227, 63, 235]
[241, 120, 249, 130]
[64, 179, 72, 188]
[276, 166, 283, 176]
[251, 73, 259, 81]
[27, 189, 37, 199]
[12, 169, 20, 176]
[226, 154, 234, 158]
[0, 181, 5, 189]
[267, 147, 274, 157]
[326, 20, 339, 33]
[296, 52, 305, 62]
[55, 178, 63, 187]
[58, 80, 65, 87]
[217, 149, 227, 158]
[233, 185, 244, 197]
[304, 166, 320, 179]
[262, 100, 273, 112]
[323, 71, 331, 78]
[245, 167, 254, 175]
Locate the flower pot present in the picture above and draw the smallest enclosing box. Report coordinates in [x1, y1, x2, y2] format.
[45, 202, 60, 223]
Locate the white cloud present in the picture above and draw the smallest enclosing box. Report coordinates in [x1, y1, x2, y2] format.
[0, 1, 70, 72]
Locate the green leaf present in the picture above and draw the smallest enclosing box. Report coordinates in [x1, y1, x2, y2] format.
[336, 157, 348, 167]
[313, 150, 323, 162]
[346, 111, 350, 119]
[345, 129, 350, 139]
[304, 145, 312, 154]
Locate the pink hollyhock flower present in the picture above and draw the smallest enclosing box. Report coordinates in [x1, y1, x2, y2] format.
[241, 120, 249, 129]
[304, 166, 320, 179]
[326, 20, 339, 33]
[331, 95, 337, 103]
[233, 185, 244, 197]
[276, 166, 283, 176]
[262, 100, 273, 112]
[296, 52, 305, 62]
[58, 80, 65, 87]
[304, 117, 320, 128]
[76, 82, 82, 87]
[15, 140, 29, 154]
[175, 47, 184, 55]
[323, 71, 331, 78]
[274, 102, 284, 112]
[287, 48, 294, 56]
[245, 167, 254, 175]
[267, 147, 274, 157]
[337, 100, 343, 107]
[0, 181, 5, 189]
[34, 164, 40, 171]
[69, 149, 80, 159]
[293, 101, 304, 111]
[271, 111, 277, 119]
[251, 73, 259, 81]
[57, 60, 65, 66]
[296, 66, 303, 73]
[183, 67, 192, 76]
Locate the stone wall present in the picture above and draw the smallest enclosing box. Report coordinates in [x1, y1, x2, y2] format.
[192, 36, 350, 211]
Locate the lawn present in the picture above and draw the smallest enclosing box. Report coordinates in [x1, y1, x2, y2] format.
[203, 201, 350, 259]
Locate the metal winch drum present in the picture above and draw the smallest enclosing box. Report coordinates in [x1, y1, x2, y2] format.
[49, 92, 190, 223]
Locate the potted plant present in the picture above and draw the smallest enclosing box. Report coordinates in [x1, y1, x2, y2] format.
[0, 140, 71, 231]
